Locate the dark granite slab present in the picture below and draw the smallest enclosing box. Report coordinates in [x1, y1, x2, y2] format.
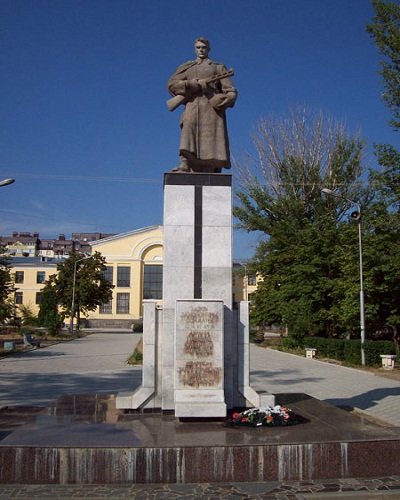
[1, 393, 399, 484]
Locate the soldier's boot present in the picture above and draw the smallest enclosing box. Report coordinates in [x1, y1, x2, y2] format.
[172, 156, 190, 173]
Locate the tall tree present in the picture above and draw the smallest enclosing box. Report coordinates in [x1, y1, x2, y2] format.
[38, 284, 65, 335]
[234, 106, 368, 339]
[367, 0, 400, 130]
[47, 252, 113, 329]
[367, 1, 400, 349]
[0, 245, 15, 323]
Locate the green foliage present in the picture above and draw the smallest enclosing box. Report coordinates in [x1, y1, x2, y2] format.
[129, 348, 143, 364]
[280, 337, 302, 350]
[38, 284, 65, 335]
[127, 338, 143, 365]
[46, 252, 114, 327]
[364, 339, 397, 364]
[296, 337, 396, 366]
[367, 0, 400, 130]
[236, 106, 367, 340]
[132, 322, 143, 333]
[365, 3, 400, 341]
[0, 245, 14, 323]
[18, 304, 38, 326]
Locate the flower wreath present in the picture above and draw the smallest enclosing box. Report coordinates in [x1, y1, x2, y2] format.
[231, 405, 297, 427]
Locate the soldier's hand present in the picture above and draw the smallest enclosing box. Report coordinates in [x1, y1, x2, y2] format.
[186, 79, 201, 92]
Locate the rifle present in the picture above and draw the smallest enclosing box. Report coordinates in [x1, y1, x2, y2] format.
[167, 68, 234, 112]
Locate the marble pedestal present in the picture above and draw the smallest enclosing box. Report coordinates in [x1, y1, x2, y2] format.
[117, 173, 274, 415]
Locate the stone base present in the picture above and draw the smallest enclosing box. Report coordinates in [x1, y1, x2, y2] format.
[1, 393, 400, 484]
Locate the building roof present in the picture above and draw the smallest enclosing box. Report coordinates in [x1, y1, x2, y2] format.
[9, 256, 63, 267]
[89, 225, 163, 247]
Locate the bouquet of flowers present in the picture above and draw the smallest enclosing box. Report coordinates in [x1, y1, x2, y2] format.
[231, 405, 296, 427]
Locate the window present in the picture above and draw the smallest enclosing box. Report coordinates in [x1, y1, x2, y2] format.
[36, 292, 42, 305]
[248, 274, 257, 286]
[143, 264, 163, 300]
[15, 292, 23, 304]
[37, 271, 46, 284]
[15, 271, 24, 284]
[100, 299, 113, 314]
[103, 266, 114, 286]
[116, 293, 130, 314]
[117, 266, 130, 287]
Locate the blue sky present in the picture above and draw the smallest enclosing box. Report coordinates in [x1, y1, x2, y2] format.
[0, 0, 397, 258]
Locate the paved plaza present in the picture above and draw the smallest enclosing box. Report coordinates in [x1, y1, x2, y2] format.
[0, 331, 142, 407]
[0, 332, 400, 498]
[1, 331, 399, 426]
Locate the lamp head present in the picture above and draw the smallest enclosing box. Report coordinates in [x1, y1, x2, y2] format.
[0, 178, 15, 187]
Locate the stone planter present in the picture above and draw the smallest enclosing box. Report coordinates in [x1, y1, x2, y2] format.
[305, 348, 317, 359]
[380, 355, 397, 370]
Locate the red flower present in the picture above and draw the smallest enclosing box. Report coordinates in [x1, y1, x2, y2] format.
[232, 413, 240, 419]
[242, 417, 248, 422]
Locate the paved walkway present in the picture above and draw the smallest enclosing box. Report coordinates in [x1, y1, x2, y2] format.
[249, 345, 400, 427]
[1, 333, 400, 498]
[0, 331, 142, 407]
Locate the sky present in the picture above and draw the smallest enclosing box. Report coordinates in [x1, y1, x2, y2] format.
[0, 0, 398, 259]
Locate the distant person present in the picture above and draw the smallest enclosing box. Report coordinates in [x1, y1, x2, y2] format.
[167, 37, 237, 173]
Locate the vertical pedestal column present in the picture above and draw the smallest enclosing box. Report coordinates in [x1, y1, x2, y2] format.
[163, 173, 232, 415]
[116, 172, 275, 413]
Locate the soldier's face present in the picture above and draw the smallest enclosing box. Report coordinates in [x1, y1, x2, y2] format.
[195, 42, 209, 59]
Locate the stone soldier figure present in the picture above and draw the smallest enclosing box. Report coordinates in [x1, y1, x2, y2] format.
[167, 37, 237, 173]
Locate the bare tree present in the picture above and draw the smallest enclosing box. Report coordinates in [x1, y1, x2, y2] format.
[234, 106, 366, 227]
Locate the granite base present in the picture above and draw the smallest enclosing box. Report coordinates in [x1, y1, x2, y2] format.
[1, 393, 400, 484]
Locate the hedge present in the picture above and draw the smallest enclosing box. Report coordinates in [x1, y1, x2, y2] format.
[281, 336, 396, 366]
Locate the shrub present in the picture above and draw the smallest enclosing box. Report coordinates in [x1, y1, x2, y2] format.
[280, 336, 396, 366]
[280, 337, 302, 350]
[127, 338, 143, 365]
[344, 340, 362, 365]
[364, 340, 396, 365]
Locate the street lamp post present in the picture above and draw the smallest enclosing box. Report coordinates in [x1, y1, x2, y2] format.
[322, 188, 366, 366]
[70, 255, 92, 334]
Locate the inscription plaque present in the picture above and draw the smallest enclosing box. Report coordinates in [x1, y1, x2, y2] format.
[175, 300, 226, 416]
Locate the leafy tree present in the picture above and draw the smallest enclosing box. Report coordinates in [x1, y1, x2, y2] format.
[38, 284, 65, 335]
[367, 3, 400, 350]
[18, 304, 38, 326]
[0, 244, 15, 323]
[363, 150, 400, 351]
[46, 252, 113, 330]
[234, 106, 368, 340]
[367, 0, 400, 130]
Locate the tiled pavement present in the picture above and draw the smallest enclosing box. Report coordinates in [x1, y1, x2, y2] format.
[249, 344, 400, 427]
[0, 477, 400, 498]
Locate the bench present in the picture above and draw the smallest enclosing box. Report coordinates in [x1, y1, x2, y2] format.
[23, 333, 40, 349]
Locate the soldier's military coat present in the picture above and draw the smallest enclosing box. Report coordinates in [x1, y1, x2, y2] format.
[167, 57, 237, 171]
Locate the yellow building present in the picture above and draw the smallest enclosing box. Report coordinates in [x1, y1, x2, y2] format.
[232, 261, 259, 304]
[87, 225, 163, 328]
[10, 257, 58, 314]
[8, 225, 257, 327]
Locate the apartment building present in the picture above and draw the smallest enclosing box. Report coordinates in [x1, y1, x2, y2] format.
[11, 256, 59, 312]
[1, 232, 115, 258]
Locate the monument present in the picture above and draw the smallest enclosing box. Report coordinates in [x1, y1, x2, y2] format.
[117, 37, 274, 416]
[2, 39, 400, 490]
